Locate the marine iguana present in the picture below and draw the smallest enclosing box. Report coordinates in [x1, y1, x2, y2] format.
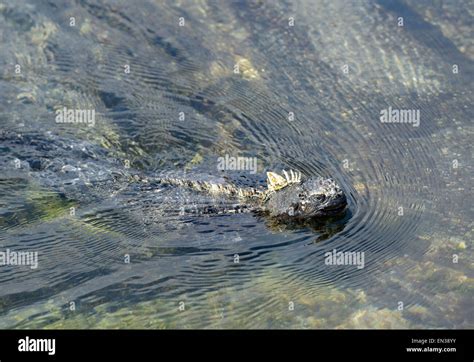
[154, 169, 347, 221]
[1, 131, 347, 222]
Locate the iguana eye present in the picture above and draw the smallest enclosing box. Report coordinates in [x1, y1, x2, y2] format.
[315, 194, 326, 202]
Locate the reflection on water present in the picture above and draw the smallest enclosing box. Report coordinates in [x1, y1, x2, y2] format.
[0, 0, 472, 328]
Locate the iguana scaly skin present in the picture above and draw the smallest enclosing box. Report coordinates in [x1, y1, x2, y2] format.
[154, 169, 347, 220]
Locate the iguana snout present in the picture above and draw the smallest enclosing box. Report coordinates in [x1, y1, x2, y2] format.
[264, 172, 347, 220]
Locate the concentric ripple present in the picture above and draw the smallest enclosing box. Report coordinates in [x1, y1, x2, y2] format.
[0, 0, 472, 329]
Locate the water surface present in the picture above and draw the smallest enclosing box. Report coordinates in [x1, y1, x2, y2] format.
[0, 0, 472, 328]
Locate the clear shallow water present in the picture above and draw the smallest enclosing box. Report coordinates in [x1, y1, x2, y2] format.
[0, 0, 472, 328]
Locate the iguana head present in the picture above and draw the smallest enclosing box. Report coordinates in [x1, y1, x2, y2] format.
[264, 170, 347, 220]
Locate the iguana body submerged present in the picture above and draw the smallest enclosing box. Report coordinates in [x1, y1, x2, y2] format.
[1, 131, 347, 222]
